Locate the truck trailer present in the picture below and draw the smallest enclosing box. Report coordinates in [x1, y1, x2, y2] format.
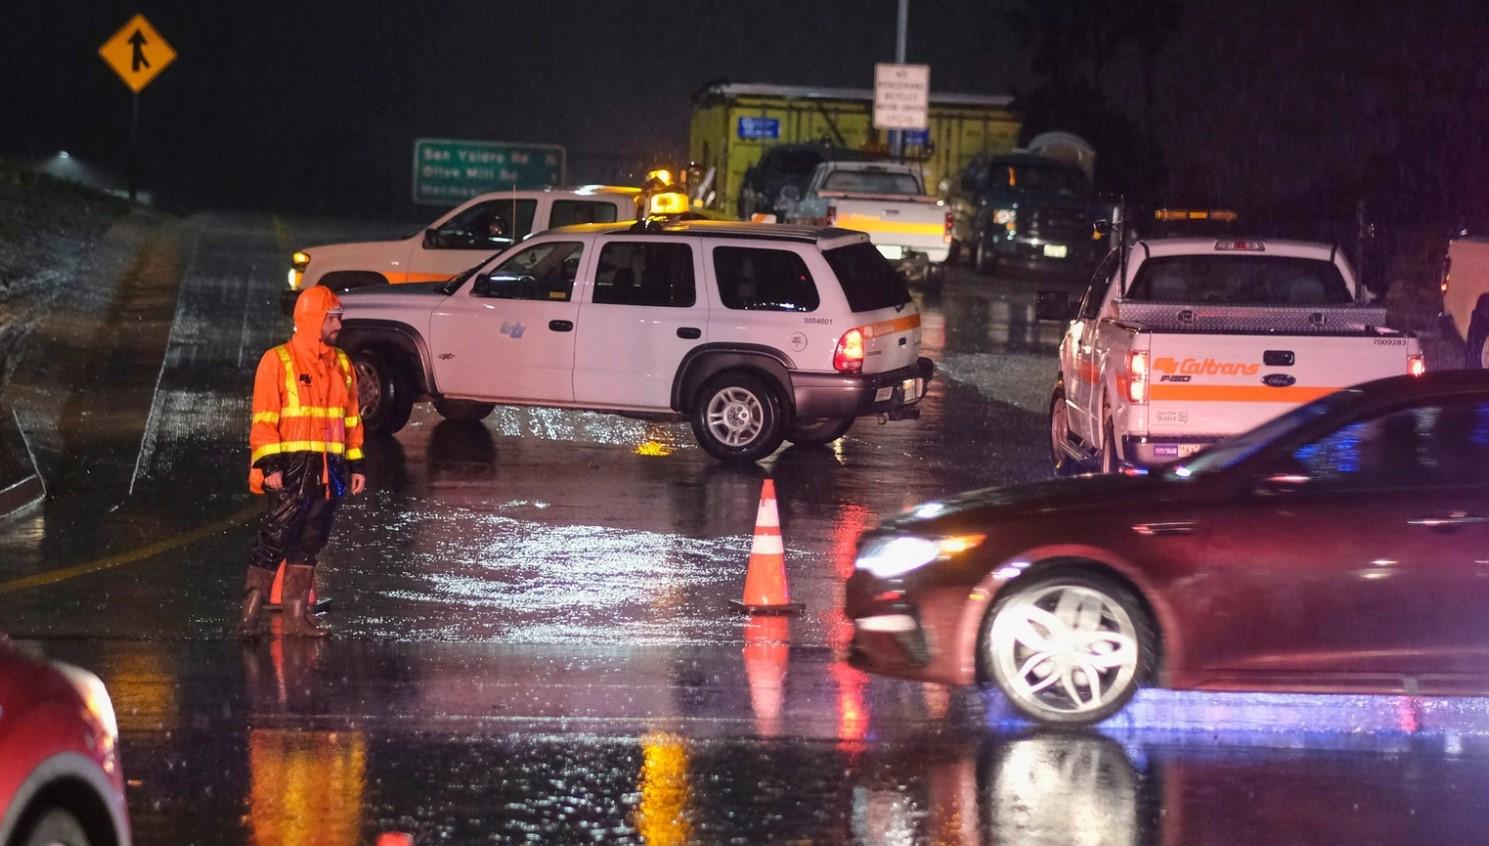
[689, 82, 1019, 219]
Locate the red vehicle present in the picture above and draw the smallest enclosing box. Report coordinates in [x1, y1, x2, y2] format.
[848, 369, 1489, 725]
[0, 639, 130, 846]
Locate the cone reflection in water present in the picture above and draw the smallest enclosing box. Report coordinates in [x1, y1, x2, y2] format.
[376, 834, 415, 846]
[833, 661, 870, 752]
[248, 728, 366, 846]
[743, 615, 790, 737]
[732, 479, 804, 613]
[634, 730, 692, 846]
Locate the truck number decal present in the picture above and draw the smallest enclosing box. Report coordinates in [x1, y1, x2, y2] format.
[804, 317, 833, 326]
[1372, 338, 1407, 346]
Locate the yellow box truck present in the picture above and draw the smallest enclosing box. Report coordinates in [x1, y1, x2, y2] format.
[689, 82, 1019, 219]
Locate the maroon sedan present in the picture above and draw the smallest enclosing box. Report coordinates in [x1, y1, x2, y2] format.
[0, 639, 130, 846]
[848, 369, 1489, 725]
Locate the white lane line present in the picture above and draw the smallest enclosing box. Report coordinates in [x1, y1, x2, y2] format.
[128, 220, 203, 496]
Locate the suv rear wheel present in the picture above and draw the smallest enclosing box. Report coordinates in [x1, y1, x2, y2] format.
[787, 416, 853, 447]
[691, 372, 786, 462]
[353, 348, 414, 435]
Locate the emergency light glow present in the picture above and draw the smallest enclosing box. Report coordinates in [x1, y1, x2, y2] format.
[1408, 353, 1426, 377]
[646, 168, 673, 186]
[647, 192, 689, 216]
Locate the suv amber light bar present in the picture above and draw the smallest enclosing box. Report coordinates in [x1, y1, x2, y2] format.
[1155, 209, 1239, 222]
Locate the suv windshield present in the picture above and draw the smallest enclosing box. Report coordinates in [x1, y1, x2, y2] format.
[1126, 255, 1353, 305]
[824, 242, 911, 312]
[822, 170, 922, 195]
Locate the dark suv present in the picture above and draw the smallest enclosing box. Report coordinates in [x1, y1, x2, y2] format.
[737, 144, 872, 220]
[946, 153, 1109, 276]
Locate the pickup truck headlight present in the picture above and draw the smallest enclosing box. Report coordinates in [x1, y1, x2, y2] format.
[992, 208, 1017, 226]
[855, 534, 986, 579]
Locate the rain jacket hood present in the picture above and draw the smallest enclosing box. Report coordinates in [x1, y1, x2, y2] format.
[290, 285, 342, 357]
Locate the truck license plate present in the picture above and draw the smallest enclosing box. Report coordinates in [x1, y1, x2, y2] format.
[1043, 243, 1068, 259]
[877, 245, 905, 260]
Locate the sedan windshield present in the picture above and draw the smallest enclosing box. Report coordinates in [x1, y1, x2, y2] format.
[1167, 390, 1361, 478]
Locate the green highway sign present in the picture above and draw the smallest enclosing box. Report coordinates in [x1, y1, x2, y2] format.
[412, 138, 566, 205]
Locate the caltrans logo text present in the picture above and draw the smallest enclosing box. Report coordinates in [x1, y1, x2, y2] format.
[1152, 357, 1261, 377]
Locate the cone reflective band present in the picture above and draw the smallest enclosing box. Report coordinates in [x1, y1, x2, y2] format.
[731, 479, 804, 614]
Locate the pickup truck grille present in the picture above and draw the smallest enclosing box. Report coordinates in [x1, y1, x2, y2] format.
[1026, 207, 1090, 241]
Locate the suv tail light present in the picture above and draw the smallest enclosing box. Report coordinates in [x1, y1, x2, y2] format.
[1124, 350, 1150, 403]
[826, 205, 837, 226]
[1408, 353, 1426, 377]
[834, 328, 865, 374]
[943, 211, 954, 245]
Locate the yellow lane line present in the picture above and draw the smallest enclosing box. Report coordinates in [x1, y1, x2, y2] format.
[0, 504, 260, 596]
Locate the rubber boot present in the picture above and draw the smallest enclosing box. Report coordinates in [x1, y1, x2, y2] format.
[238, 566, 276, 640]
[281, 564, 330, 638]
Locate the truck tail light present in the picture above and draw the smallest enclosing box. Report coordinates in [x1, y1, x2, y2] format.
[1125, 350, 1150, 403]
[1408, 353, 1426, 377]
[826, 205, 837, 226]
[834, 328, 865, 374]
[943, 211, 954, 245]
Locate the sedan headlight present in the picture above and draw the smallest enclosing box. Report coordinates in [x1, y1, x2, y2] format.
[855, 534, 986, 579]
[56, 663, 119, 744]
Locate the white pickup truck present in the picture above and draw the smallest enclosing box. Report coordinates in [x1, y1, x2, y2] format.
[281, 185, 638, 310]
[786, 161, 951, 279]
[1041, 237, 1424, 473]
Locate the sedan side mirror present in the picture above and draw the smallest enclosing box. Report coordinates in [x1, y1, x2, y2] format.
[1035, 290, 1079, 322]
[1252, 472, 1311, 497]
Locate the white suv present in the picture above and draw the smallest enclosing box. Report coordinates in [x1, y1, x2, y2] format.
[282, 186, 638, 308]
[336, 220, 934, 461]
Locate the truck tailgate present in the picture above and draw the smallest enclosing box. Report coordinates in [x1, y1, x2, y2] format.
[1146, 333, 1418, 435]
[830, 196, 946, 252]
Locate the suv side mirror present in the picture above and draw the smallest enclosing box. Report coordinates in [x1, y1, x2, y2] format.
[423, 228, 441, 249]
[1035, 290, 1079, 322]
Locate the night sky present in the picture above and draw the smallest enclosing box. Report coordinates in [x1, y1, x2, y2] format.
[4, 0, 1488, 230]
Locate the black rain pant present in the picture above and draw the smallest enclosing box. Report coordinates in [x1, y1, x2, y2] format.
[248, 491, 340, 571]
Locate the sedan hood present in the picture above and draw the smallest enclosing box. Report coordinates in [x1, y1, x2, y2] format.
[875, 472, 1171, 535]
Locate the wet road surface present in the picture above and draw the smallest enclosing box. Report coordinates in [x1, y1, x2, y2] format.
[4, 212, 1487, 844]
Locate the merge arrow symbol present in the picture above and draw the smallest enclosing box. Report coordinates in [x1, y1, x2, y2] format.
[128, 29, 150, 72]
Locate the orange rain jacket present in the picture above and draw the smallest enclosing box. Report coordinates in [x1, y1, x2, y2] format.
[248, 286, 365, 495]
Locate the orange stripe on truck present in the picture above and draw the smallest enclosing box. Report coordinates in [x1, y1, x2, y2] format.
[862, 314, 921, 338]
[1150, 384, 1338, 403]
[386, 271, 455, 284]
[834, 215, 946, 236]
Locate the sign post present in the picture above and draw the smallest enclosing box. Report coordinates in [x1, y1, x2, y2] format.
[99, 14, 176, 201]
[411, 138, 566, 206]
[873, 63, 929, 161]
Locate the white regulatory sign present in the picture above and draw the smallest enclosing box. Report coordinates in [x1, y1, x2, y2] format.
[873, 63, 930, 130]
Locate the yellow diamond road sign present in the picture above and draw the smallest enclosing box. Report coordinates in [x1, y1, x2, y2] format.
[99, 14, 176, 93]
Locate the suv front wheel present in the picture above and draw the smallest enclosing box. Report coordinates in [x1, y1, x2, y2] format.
[353, 348, 414, 435]
[690, 372, 786, 462]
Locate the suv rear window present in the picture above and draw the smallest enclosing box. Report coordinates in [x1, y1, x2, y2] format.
[822, 243, 911, 312]
[713, 247, 819, 312]
[1126, 255, 1352, 305]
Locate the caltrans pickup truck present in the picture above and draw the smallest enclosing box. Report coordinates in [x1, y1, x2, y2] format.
[1040, 237, 1424, 473]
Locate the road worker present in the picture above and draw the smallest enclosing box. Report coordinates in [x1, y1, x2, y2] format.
[238, 285, 366, 638]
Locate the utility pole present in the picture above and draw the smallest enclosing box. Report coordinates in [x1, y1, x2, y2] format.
[892, 0, 909, 161]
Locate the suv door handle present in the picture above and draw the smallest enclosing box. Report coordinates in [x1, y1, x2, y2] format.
[677, 327, 701, 339]
[1407, 512, 1488, 528]
[549, 320, 574, 332]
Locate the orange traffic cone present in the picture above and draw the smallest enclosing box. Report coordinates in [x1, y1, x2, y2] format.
[742, 615, 790, 737]
[265, 560, 329, 613]
[730, 479, 804, 614]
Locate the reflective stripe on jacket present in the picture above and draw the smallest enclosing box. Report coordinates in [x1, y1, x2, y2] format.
[248, 343, 364, 493]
